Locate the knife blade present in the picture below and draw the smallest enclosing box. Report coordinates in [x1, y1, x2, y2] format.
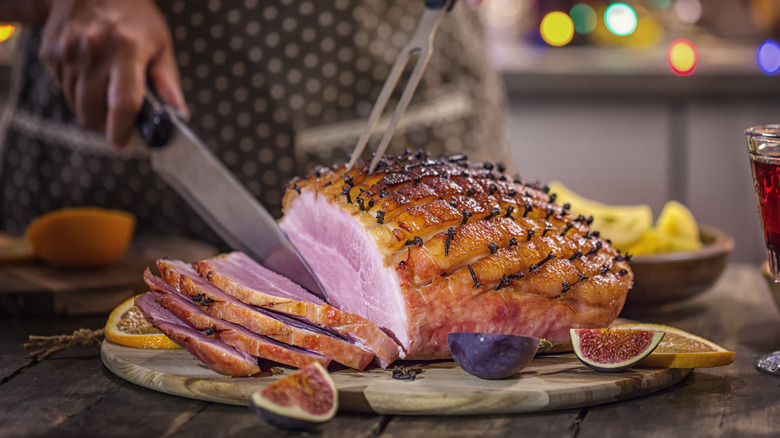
[136, 91, 327, 299]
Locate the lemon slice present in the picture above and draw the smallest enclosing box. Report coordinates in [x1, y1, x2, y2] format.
[612, 322, 734, 368]
[105, 295, 181, 349]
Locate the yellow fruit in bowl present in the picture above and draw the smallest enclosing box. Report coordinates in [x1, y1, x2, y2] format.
[25, 207, 136, 268]
[549, 182, 653, 249]
[548, 182, 703, 255]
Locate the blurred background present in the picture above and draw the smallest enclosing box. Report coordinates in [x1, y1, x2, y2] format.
[0, 1, 778, 263]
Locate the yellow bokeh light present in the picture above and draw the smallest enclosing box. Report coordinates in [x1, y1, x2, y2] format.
[668, 39, 697, 75]
[0, 25, 14, 43]
[540, 11, 574, 47]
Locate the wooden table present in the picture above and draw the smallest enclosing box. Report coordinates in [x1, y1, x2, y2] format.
[2, 263, 779, 437]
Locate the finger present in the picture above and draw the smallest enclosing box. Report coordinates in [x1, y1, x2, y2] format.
[74, 67, 108, 131]
[147, 45, 189, 120]
[106, 61, 145, 149]
[60, 64, 78, 112]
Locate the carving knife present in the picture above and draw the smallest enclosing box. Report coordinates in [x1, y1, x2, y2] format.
[136, 91, 327, 298]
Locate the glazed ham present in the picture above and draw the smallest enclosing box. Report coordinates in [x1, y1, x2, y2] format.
[134, 292, 261, 377]
[279, 151, 633, 359]
[153, 259, 375, 370]
[195, 251, 402, 366]
[143, 273, 331, 370]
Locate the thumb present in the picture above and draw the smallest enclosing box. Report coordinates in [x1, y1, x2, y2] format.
[148, 47, 189, 120]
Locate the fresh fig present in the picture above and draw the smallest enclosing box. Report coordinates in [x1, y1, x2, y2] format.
[570, 328, 665, 373]
[448, 332, 540, 380]
[249, 362, 337, 430]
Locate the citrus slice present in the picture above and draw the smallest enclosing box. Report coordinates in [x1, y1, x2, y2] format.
[612, 322, 734, 368]
[25, 207, 136, 268]
[105, 295, 181, 349]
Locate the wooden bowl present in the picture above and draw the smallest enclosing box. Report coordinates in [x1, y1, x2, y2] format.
[622, 224, 734, 312]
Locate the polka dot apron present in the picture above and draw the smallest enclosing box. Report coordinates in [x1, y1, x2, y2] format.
[0, 0, 508, 249]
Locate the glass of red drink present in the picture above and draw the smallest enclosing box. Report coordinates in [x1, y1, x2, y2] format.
[746, 124, 780, 375]
[747, 125, 780, 282]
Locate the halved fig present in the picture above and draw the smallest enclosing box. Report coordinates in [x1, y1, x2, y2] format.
[570, 328, 665, 373]
[448, 332, 540, 380]
[249, 362, 337, 429]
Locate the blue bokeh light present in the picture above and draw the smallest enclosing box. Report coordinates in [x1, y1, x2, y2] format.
[758, 40, 780, 75]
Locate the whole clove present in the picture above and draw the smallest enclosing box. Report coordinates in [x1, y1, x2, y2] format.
[341, 185, 352, 204]
[461, 209, 472, 225]
[508, 237, 518, 246]
[445, 227, 456, 256]
[379, 190, 388, 198]
[496, 274, 510, 290]
[392, 366, 423, 381]
[526, 228, 535, 241]
[560, 222, 574, 237]
[466, 187, 477, 196]
[376, 210, 386, 225]
[488, 242, 498, 254]
[405, 236, 424, 246]
[504, 205, 515, 218]
[468, 264, 482, 288]
[522, 203, 533, 218]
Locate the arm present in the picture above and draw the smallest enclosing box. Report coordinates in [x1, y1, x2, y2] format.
[5, 0, 187, 149]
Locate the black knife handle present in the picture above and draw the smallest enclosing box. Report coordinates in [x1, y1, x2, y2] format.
[425, 0, 456, 11]
[136, 93, 174, 148]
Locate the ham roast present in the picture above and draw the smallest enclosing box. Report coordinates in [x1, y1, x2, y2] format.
[279, 151, 633, 359]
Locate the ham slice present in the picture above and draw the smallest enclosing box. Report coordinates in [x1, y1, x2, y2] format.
[279, 152, 634, 359]
[153, 259, 375, 370]
[195, 251, 403, 367]
[134, 292, 261, 377]
[143, 272, 331, 369]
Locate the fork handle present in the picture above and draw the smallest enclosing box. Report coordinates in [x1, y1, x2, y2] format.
[425, 0, 457, 11]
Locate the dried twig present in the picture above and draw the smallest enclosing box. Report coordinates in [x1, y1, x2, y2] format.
[24, 328, 105, 361]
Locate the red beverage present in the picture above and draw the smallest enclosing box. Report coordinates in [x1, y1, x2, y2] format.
[751, 155, 780, 277]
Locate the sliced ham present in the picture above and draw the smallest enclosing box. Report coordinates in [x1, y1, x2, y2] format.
[279, 152, 634, 359]
[153, 259, 375, 370]
[195, 251, 403, 367]
[134, 292, 261, 377]
[143, 272, 332, 370]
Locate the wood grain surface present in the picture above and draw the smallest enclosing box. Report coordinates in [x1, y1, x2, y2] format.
[101, 340, 691, 415]
[3, 264, 779, 437]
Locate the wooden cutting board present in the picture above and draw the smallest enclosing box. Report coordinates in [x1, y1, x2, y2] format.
[0, 235, 217, 317]
[101, 341, 691, 415]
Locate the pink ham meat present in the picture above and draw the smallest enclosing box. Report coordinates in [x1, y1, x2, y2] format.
[143, 271, 331, 370]
[279, 152, 634, 359]
[195, 251, 402, 367]
[134, 292, 261, 377]
[154, 258, 374, 370]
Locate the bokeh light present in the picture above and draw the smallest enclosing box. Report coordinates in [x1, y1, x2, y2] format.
[668, 39, 698, 75]
[757, 40, 780, 75]
[675, 0, 702, 25]
[483, 0, 521, 30]
[0, 25, 14, 43]
[605, 3, 637, 36]
[570, 4, 597, 35]
[540, 11, 574, 47]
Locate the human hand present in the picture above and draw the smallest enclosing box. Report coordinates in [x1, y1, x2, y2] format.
[38, 0, 187, 148]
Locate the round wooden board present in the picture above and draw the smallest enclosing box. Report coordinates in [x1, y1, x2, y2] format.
[101, 341, 691, 415]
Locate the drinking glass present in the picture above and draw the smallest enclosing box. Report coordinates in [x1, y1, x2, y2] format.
[746, 124, 780, 376]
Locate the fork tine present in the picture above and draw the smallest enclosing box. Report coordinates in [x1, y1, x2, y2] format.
[346, 1, 453, 173]
[345, 48, 416, 172]
[368, 47, 433, 174]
